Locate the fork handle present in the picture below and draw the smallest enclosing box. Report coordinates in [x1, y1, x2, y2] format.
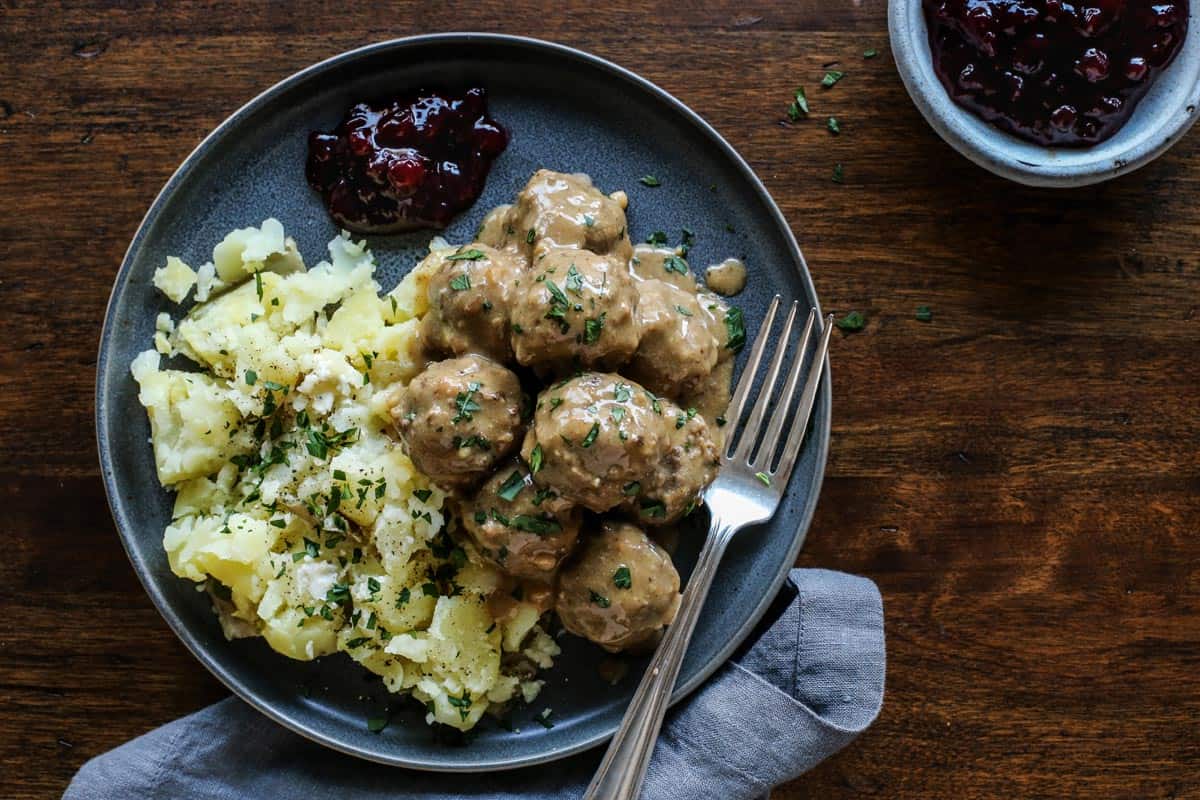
[583, 521, 736, 800]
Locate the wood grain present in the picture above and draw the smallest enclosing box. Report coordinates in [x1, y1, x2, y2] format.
[2, 1, 1199, 797]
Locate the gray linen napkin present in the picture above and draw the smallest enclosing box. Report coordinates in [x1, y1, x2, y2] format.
[65, 568, 885, 800]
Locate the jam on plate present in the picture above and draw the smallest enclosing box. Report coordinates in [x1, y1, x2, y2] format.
[925, 0, 1189, 146]
[307, 87, 508, 233]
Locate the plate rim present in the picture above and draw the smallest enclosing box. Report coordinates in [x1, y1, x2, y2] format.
[95, 32, 832, 772]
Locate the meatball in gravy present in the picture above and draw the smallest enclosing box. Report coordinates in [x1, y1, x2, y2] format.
[483, 169, 633, 265]
[522, 373, 669, 512]
[624, 279, 722, 400]
[421, 243, 524, 362]
[556, 520, 681, 653]
[510, 248, 640, 372]
[461, 462, 582, 582]
[627, 407, 720, 525]
[388, 355, 524, 492]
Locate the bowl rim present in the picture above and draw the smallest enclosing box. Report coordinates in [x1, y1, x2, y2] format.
[94, 32, 833, 771]
[889, 0, 1200, 187]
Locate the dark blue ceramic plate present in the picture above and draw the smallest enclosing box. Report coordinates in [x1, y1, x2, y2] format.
[96, 34, 830, 771]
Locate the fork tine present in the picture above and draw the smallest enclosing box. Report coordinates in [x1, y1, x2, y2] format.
[734, 300, 800, 463]
[722, 295, 780, 458]
[751, 308, 817, 471]
[772, 313, 834, 484]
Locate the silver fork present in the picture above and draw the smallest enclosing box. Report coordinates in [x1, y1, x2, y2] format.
[583, 297, 834, 800]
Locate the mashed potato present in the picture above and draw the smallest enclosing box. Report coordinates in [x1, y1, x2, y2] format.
[132, 220, 558, 730]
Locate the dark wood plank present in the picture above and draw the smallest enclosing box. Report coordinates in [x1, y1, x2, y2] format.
[2, 1, 1198, 797]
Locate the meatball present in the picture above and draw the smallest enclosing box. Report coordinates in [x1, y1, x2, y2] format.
[556, 520, 681, 653]
[624, 403, 720, 525]
[421, 243, 525, 362]
[461, 461, 582, 581]
[521, 373, 670, 512]
[624, 279, 722, 400]
[388, 355, 524, 492]
[504, 169, 633, 264]
[510, 248, 640, 372]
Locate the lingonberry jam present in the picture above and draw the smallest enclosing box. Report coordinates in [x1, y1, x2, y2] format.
[307, 87, 507, 233]
[924, 0, 1189, 146]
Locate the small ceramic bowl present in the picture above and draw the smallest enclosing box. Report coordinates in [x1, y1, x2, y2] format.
[890, 0, 1200, 186]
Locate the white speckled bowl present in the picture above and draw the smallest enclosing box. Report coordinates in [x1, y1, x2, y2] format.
[890, 0, 1200, 186]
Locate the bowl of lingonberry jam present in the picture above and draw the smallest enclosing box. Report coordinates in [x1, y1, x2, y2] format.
[890, 0, 1200, 185]
[306, 87, 508, 233]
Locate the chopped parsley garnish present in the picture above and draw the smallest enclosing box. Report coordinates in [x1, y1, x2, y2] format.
[452, 381, 482, 423]
[244, 369, 257, 386]
[474, 510, 487, 524]
[916, 305, 933, 322]
[589, 590, 611, 608]
[787, 86, 809, 121]
[827, 117, 841, 135]
[675, 304, 693, 317]
[822, 70, 846, 88]
[836, 311, 866, 332]
[639, 175, 661, 187]
[305, 426, 358, 460]
[254, 270, 264, 301]
[583, 214, 595, 227]
[367, 714, 389, 733]
[544, 279, 571, 333]
[422, 582, 439, 597]
[565, 264, 584, 295]
[345, 636, 371, 648]
[447, 691, 472, 721]
[640, 500, 667, 519]
[622, 481, 641, 496]
[614, 383, 632, 403]
[396, 587, 411, 607]
[663, 255, 689, 275]
[496, 471, 525, 502]
[512, 515, 563, 536]
[491, 508, 511, 526]
[303, 538, 320, 558]
[611, 406, 626, 423]
[325, 582, 350, 605]
[755, 471, 772, 486]
[367, 577, 381, 598]
[613, 566, 632, 589]
[448, 273, 472, 291]
[532, 488, 556, 505]
[529, 443, 544, 473]
[452, 434, 491, 450]
[535, 707, 555, 729]
[446, 248, 486, 261]
[645, 230, 668, 247]
[526, 228, 536, 244]
[584, 313, 606, 344]
[724, 307, 746, 352]
[269, 518, 286, 529]
[832, 163, 845, 183]
[581, 422, 600, 448]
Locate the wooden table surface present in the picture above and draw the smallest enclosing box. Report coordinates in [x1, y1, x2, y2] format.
[4, 1, 1199, 797]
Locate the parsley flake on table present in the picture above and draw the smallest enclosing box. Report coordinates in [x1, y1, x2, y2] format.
[822, 70, 846, 88]
[832, 163, 845, 183]
[916, 305, 933, 322]
[864, 48, 879, 58]
[827, 117, 841, 135]
[639, 175, 661, 187]
[836, 311, 866, 332]
[787, 86, 810, 121]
